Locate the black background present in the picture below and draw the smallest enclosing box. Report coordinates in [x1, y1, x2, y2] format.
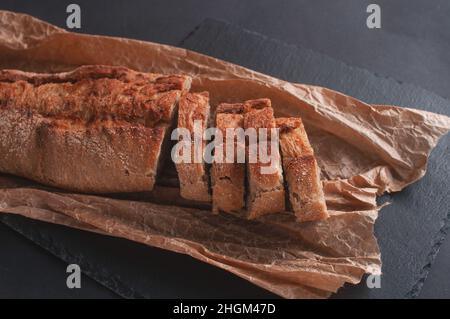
[0, 0, 449, 299]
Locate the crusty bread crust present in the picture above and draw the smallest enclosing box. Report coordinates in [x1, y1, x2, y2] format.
[0, 65, 191, 193]
[242, 99, 274, 131]
[0, 66, 190, 127]
[175, 92, 211, 202]
[215, 103, 245, 114]
[0, 65, 191, 89]
[243, 100, 285, 219]
[276, 117, 328, 222]
[211, 103, 246, 214]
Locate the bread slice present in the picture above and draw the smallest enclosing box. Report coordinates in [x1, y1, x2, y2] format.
[175, 92, 211, 202]
[243, 99, 285, 219]
[276, 117, 328, 222]
[211, 103, 246, 213]
[0, 65, 191, 193]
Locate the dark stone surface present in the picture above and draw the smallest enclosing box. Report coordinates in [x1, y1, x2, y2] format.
[181, 19, 450, 116]
[0, 0, 449, 298]
[0, 221, 119, 299]
[1, 0, 449, 100]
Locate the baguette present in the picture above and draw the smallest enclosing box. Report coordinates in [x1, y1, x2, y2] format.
[175, 92, 211, 202]
[276, 117, 328, 222]
[0, 65, 328, 224]
[243, 99, 285, 219]
[211, 103, 246, 214]
[0, 65, 191, 193]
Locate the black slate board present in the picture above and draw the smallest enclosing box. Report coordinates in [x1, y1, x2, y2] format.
[182, 19, 450, 116]
[0, 221, 120, 298]
[1, 19, 449, 298]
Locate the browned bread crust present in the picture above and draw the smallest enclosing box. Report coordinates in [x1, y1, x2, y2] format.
[0, 66, 191, 126]
[0, 65, 190, 88]
[243, 100, 285, 219]
[276, 117, 328, 222]
[175, 92, 211, 202]
[242, 99, 274, 131]
[215, 103, 245, 114]
[0, 65, 191, 193]
[211, 103, 246, 214]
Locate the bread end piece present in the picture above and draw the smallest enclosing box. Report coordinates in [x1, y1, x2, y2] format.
[276, 117, 328, 222]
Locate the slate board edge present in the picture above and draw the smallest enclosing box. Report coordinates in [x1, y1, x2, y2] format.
[178, 18, 450, 298]
[407, 210, 450, 298]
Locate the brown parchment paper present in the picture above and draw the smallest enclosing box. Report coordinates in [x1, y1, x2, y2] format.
[0, 11, 449, 299]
